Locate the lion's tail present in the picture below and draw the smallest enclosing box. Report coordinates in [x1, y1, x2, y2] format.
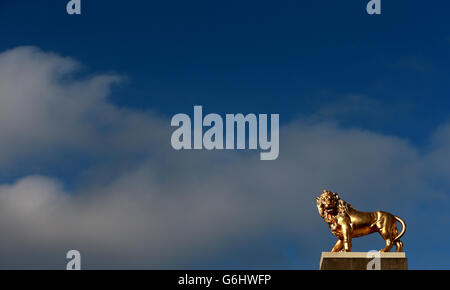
[394, 216, 406, 241]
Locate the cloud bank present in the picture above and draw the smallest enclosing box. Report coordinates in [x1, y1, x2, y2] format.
[0, 46, 448, 269]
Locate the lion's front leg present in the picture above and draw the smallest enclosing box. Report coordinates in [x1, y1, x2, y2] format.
[331, 239, 344, 252]
[342, 224, 352, 252]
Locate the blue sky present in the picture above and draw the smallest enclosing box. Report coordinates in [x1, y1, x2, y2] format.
[2, 0, 450, 139]
[0, 0, 449, 269]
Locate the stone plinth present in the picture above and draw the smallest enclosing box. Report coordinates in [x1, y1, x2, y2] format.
[320, 252, 408, 270]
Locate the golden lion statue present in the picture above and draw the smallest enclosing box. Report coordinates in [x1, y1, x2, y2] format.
[316, 189, 406, 252]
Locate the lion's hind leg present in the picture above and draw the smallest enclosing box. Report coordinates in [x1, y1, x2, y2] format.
[395, 240, 404, 252]
[380, 239, 394, 252]
[378, 214, 397, 252]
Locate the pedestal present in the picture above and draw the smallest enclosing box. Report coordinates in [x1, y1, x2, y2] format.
[319, 252, 408, 270]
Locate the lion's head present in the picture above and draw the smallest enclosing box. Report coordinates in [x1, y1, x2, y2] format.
[317, 189, 338, 210]
[316, 189, 352, 219]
